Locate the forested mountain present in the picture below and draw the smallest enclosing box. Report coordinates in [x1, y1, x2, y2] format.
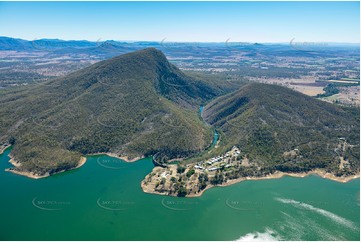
[203, 83, 359, 176]
[0, 48, 221, 176]
[0, 48, 358, 178]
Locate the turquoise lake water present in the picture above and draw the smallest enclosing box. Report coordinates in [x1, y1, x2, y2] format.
[0, 147, 359, 240]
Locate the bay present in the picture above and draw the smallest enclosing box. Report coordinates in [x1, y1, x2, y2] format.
[0, 147, 359, 240]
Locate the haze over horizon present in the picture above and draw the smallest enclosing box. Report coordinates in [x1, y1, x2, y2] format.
[0, 2, 360, 241]
[1, 35, 360, 45]
[0, 1, 359, 43]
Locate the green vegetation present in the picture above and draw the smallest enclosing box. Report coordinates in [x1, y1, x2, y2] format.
[210, 171, 224, 185]
[186, 168, 195, 178]
[177, 165, 186, 174]
[316, 83, 340, 98]
[203, 83, 360, 177]
[177, 186, 188, 197]
[198, 173, 208, 190]
[0, 48, 359, 180]
[317, 82, 360, 98]
[0, 48, 225, 175]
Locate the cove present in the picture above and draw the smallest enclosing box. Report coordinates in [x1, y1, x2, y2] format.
[0, 147, 359, 240]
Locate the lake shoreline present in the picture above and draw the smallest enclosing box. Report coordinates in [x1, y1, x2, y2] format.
[88, 152, 144, 162]
[3, 148, 360, 196]
[5, 156, 87, 179]
[0, 144, 11, 156]
[142, 168, 360, 198]
[3, 149, 142, 179]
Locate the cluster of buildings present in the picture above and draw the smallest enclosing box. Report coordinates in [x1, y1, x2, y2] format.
[194, 146, 241, 172]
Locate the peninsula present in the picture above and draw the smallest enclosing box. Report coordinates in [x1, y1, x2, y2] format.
[0, 49, 358, 197]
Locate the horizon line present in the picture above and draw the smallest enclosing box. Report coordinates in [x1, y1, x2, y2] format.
[1, 36, 360, 45]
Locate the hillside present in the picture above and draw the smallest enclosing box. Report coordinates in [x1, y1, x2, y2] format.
[1, 47, 358, 186]
[203, 83, 359, 176]
[140, 83, 359, 197]
[0, 48, 222, 177]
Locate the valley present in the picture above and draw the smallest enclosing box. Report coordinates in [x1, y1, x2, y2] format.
[1, 1, 360, 241]
[0, 48, 359, 198]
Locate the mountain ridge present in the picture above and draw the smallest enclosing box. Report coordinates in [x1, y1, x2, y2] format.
[202, 82, 359, 176]
[0, 48, 358, 181]
[0, 48, 220, 176]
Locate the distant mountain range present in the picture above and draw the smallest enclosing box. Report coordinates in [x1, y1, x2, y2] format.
[1, 36, 358, 52]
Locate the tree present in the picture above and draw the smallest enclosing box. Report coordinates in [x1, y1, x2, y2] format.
[186, 169, 195, 178]
[177, 165, 186, 174]
[9, 136, 16, 145]
[210, 172, 224, 185]
[177, 186, 187, 197]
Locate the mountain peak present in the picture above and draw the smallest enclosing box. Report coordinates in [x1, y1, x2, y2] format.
[0, 48, 218, 176]
[99, 47, 169, 72]
[117, 47, 166, 60]
[141, 47, 162, 54]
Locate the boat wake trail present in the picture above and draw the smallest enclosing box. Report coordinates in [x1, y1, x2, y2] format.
[275, 197, 357, 231]
[235, 228, 282, 241]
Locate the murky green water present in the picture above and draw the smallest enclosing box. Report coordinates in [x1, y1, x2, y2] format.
[0, 147, 359, 240]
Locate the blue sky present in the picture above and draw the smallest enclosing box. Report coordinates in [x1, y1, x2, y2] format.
[0, 1, 359, 43]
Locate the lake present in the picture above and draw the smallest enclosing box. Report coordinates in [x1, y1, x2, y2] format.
[0, 147, 359, 240]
